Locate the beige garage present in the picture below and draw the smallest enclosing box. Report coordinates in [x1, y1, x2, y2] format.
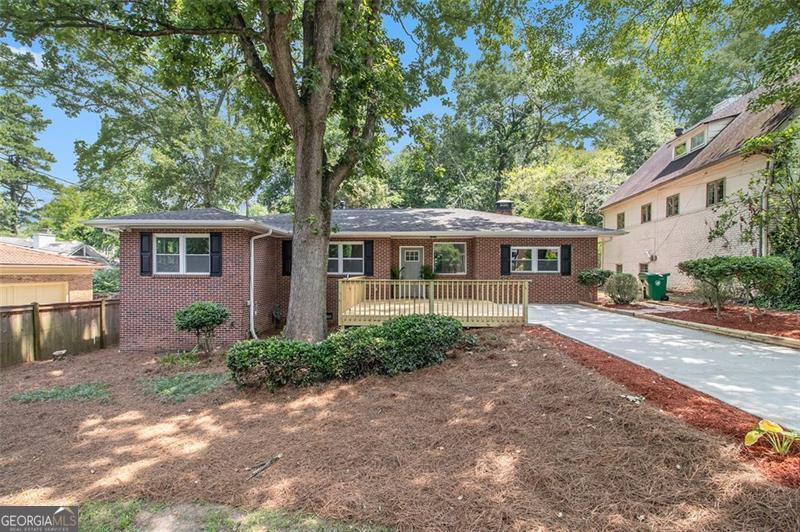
[0, 242, 100, 306]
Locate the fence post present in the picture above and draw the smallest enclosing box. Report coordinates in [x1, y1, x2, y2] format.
[428, 280, 435, 314]
[522, 282, 529, 324]
[31, 302, 41, 361]
[99, 299, 107, 348]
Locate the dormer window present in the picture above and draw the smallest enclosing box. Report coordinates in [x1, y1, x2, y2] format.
[672, 128, 707, 159]
[690, 130, 706, 151]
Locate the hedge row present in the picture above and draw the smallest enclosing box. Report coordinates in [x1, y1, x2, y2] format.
[226, 314, 463, 389]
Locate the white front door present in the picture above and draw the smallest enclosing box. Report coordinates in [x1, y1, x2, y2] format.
[399, 246, 424, 298]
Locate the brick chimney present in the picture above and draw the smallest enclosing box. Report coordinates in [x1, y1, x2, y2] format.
[674, 127, 684, 137]
[495, 199, 513, 215]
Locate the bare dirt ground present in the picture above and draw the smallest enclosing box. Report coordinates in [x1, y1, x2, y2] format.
[1, 329, 798, 531]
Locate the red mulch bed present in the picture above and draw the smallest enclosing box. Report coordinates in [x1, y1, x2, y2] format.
[529, 326, 800, 488]
[597, 302, 650, 310]
[659, 306, 800, 340]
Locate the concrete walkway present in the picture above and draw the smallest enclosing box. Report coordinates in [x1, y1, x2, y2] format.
[528, 305, 800, 429]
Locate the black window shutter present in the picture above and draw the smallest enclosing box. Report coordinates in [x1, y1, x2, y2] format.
[281, 239, 292, 276]
[560, 244, 572, 276]
[140, 232, 152, 276]
[364, 240, 374, 276]
[500, 245, 511, 275]
[210, 232, 222, 277]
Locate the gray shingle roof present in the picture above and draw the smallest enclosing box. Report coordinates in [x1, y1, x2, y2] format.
[88, 207, 622, 237]
[602, 89, 794, 209]
[259, 208, 619, 236]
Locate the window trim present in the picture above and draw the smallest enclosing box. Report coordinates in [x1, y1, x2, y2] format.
[433, 241, 468, 275]
[640, 203, 652, 224]
[666, 194, 680, 218]
[616, 212, 625, 229]
[672, 141, 688, 159]
[706, 178, 725, 207]
[153, 233, 211, 276]
[689, 128, 707, 152]
[509, 246, 560, 274]
[327, 241, 365, 276]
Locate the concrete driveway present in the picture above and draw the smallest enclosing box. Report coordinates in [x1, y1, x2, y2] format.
[528, 305, 800, 429]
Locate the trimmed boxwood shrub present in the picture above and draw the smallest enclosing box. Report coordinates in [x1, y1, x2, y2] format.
[604, 273, 640, 304]
[175, 301, 230, 356]
[577, 268, 613, 288]
[227, 314, 463, 389]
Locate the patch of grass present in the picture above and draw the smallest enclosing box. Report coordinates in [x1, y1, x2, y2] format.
[240, 508, 389, 531]
[202, 508, 238, 531]
[160, 350, 201, 367]
[141, 372, 228, 403]
[10, 382, 110, 403]
[79, 500, 162, 531]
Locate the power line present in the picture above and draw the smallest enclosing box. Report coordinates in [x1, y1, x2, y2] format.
[0, 154, 78, 185]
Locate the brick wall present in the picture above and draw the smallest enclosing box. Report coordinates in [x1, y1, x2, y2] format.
[275, 236, 599, 325]
[119, 228, 257, 352]
[0, 273, 94, 302]
[121, 231, 598, 351]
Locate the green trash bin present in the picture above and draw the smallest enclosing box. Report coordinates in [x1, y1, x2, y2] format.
[638, 272, 670, 301]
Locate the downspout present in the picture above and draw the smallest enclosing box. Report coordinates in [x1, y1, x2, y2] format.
[760, 160, 773, 257]
[250, 230, 273, 339]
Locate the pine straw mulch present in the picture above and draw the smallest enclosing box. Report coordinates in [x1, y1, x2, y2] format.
[657, 306, 800, 340]
[1, 329, 798, 531]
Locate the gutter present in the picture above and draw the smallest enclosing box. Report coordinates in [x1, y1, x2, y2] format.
[249, 230, 273, 339]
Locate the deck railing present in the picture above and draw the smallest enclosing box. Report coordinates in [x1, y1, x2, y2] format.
[338, 278, 529, 327]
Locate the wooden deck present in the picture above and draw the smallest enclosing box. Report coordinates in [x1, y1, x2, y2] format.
[338, 279, 529, 327]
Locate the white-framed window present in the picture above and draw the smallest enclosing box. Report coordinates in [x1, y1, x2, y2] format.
[328, 241, 364, 275]
[154, 234, 210, 275]
[690, 130, 706, 151]
[706, 178, 725, 207]
[673, 141, 687, 159]
[433, 242, 467, 274]
[510, 246, 560, 273]
[666, 194, 680, 217]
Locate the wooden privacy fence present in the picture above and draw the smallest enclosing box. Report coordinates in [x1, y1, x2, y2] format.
[339, 278, 529, 327]
[0, 298, 119, 368]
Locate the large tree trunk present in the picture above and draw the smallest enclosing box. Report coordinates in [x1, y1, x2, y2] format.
[283, 124, 331, 343]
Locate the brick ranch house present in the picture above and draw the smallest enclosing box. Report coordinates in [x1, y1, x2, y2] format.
[87, 204, 623, 352]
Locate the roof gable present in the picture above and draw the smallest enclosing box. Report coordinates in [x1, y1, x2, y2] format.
[0, 242, 101, 267]
[602, 90, 794, 209]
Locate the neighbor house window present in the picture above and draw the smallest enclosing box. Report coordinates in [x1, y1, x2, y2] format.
[616, 212, 625, 229]
[154, 234, 210, 274]
[706, 178, 725, 207]
[673, 142, 687, 158]
[510, 247, 559, 273]
[328, 242, 364, 275]
[666, 194, 680, 217]
[639, 263, 649, 273]
[641, 203, 652, 223]
[615, 264, 623, 273]
[433, 242, 466, 274]
[690, 130, 706, 151]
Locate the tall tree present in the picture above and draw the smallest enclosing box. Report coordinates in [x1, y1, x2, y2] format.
[502, 146, 624, 226]
[2, 0, 512, 341]
[0, 92, 57, 234]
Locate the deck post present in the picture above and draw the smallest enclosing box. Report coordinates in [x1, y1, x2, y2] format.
[428, 280, 435, 315]
[337, 279, 343, 327]
[522, 282, 529, 324]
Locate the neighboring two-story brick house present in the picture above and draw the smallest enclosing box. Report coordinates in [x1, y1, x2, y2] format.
[600, 90, 795, 291]
[88, 204, 622, 351]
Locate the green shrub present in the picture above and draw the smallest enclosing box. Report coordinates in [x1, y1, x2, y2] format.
[227, 337, 331, 389]
[680, 255, 794, 317]
[174, 301, 230, 356]
[160, 350, 200, 367]
[604, 273, 640, 304]
[577, 268, 613, 288]
[227, 314, 463, 389]
[93, 268, 120, 294]
[375, 314, 462, 375]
